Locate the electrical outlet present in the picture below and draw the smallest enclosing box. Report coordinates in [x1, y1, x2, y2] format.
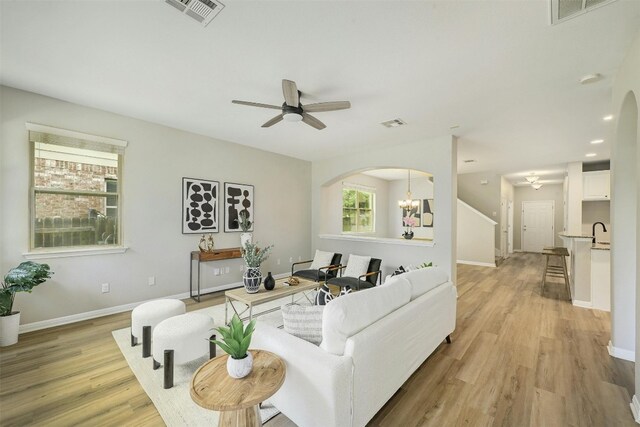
[148, 276, 156, 286]
[298, 256, 302, 261]
[101, 283, 110, 293]
[277, 258, 281, 265]
[289, 257, 293, 263]
[225, 266, 230, 274]
[214, 268, 220, 276]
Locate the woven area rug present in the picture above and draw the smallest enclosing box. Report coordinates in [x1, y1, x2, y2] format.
[112, 295, 304, 426]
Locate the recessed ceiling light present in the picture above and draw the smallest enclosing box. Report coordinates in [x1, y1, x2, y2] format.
[590, 139, 604, 144]
[603, 115, 614, 121]
[585, 153, 597, 157]
[579, 73, 602, 84]
[463, 159, 476, 163]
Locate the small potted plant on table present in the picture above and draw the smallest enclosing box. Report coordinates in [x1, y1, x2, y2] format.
[242, 242, 273, 293]
[211, 314, 257, 378]
[0, 261, 52, 346]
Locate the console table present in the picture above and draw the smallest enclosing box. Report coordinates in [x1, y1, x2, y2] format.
[190, 248, 242, 302]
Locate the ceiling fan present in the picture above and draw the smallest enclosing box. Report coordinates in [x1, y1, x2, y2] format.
[232, 79, 351, 130]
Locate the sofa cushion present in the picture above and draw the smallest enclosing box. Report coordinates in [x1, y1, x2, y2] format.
[402, 266, 449, 300]
[320, 277, 411, 355]
[282, 304, 325, 345]
[309, 250, 335, 270]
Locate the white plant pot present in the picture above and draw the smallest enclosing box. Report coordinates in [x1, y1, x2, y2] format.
[0, 312, 20, 347]
[240, 233, 252, 248]
[227, 351, 253, 379]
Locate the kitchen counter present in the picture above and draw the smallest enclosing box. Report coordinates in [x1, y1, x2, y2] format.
[558, 233, 610, 311]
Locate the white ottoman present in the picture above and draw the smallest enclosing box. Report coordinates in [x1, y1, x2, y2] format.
[131, 299, 186, 356]
[152, 312, 215, 388]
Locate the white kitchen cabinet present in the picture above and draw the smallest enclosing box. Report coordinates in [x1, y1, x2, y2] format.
[583, 170, 610, 201]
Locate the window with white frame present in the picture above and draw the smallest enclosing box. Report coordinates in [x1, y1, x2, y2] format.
[28, 124, 127, 250]
[342, 186, 375, 233]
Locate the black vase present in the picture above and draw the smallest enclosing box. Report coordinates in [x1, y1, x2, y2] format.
[264, 272, 276, 291]
[403, 230, 414, 240]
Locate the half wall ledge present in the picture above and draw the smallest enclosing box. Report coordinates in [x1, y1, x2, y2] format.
[318, 234, 434, 247]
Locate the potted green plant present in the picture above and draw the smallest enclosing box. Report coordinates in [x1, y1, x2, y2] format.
[0, 261, 52, 346]
[211, 314, 257, 378]
[242, 242, 273, 293]
[235, 212, 253, 248]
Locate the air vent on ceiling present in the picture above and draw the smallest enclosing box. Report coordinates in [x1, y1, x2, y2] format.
[550, 0, 617, 24]
[165, 0, 225, 27]
[380, 118, 406, 128]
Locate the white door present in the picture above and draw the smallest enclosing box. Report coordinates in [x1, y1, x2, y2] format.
[500, 198, 508, 258]
[507, 200, 514, 256]
[522, 201, 554, 253]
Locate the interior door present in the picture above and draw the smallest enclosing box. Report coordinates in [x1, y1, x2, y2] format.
[507, 200, 514, 257]
[522, 201, 554, 253]
[500, 198, 508, 258]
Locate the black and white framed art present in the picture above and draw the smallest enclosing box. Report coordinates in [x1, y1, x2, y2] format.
[224, 182, 254, 232]
[182, 177, 219, 234]
[422, 198, 434, 227]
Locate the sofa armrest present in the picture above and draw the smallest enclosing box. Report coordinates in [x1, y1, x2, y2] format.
[251, 322, 353, 427]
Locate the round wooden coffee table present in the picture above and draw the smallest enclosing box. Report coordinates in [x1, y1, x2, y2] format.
[190, 350, 286, 427]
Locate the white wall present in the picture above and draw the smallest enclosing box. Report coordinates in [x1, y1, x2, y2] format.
[458, 172, 501, 248]
[311, 136, 457, 284]
[457, 200, 497, 266]
[0, 86, 312, 325]
[321, 173, 389, 237]
[387, 177, 434, 240]
[610, 28, 640, 406]
[566, 162, 583, 235]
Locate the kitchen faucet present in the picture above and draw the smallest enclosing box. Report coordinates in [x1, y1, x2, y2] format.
[592, 222, 607, 244]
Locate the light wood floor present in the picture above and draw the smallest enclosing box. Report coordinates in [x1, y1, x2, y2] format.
[0, 253, 635, 426]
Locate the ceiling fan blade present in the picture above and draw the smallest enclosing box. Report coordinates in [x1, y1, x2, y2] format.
[302, 113, 326, 130]
[303, 101, 351, 113]
[282, 79, 299, 107]
[262, 114, 284, 128]
[232, 100, 281, 110]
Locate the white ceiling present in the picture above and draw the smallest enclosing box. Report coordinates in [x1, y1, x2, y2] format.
[361, 168, 432, 182]
[1, 1, 639, 178]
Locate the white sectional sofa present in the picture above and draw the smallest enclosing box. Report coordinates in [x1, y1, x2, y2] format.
[251, 266, 457, 427]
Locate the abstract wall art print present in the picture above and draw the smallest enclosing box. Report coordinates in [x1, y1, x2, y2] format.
[182, 178, 219, 234]
[224, 182, 254, 232]
[422, 198, 434, 227]
[401, 200, 421, 226]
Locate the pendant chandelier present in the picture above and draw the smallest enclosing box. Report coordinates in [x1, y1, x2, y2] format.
[398, 169, 420, 209]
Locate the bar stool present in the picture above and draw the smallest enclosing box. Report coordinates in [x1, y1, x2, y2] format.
[541, 247, 570, 299]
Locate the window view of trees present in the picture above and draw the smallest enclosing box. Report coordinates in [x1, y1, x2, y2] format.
[342, 188, 374, 233]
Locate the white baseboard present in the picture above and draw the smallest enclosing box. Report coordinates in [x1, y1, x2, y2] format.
[456, 260, 496, 268]
[19, 272, 290, 334]
[513, 249, 523, 253]
[631, 395, 640, 424]
[608, 340, 636, 362]
[572, 299, 592, 309]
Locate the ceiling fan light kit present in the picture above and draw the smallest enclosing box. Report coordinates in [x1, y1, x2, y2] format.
[232, 79, 351, 130]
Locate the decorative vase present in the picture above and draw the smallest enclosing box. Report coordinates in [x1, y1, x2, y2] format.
[264, 272, 275, 291]
[226, 351, 253, 379]
[240, 233, 252, 249]
[402, 230, 414, 240]
[0, 312, 20, 347]
[243, 267, 262, 294]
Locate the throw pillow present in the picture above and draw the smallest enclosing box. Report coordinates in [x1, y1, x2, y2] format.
[343, 254, 371, 278]
[309, 250, 335, 270]
[281, 304, 325, 345]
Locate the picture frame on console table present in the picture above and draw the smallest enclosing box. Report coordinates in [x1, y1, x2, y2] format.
[224, 182, 254, 232]
[182, 177, 220, 234]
